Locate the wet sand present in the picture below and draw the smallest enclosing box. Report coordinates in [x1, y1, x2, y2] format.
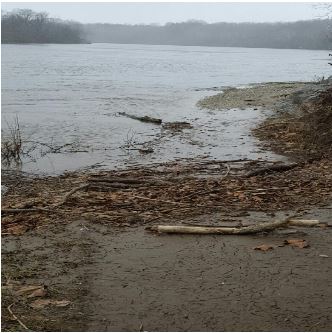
[197, 82, 315, 111]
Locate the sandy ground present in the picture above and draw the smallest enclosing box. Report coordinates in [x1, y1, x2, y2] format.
[197, 82, 325, 112]
[2, 207, 332, 332]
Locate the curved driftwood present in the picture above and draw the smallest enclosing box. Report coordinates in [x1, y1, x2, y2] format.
[149, 218, 322, 235]
[150, 218, 292, 235]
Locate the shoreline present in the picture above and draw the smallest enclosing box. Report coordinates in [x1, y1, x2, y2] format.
[197, 79, 332, 160]
[2, 79, 332, 331]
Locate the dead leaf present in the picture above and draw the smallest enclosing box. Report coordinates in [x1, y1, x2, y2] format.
[15, 285, 46, 298]
[252, 196, 263, 202]
[253, 244, 274, 251]
[30, 299, 52, 309]
[5, 224, 28, 235]
[30, 299, 70, 309]
[27, 286, 47, 298]
[52, 300, 71, 307]
[284, 239, 309, 248]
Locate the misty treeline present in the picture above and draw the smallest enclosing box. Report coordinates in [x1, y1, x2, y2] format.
[85, 20, 331, 50]
[1, 9, 85, 43]
[1, 9, 331, 50]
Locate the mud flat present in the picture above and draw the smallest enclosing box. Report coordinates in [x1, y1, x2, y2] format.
[2, 207, 332, 331]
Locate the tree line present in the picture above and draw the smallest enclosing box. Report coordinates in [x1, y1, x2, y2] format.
[84, 19, 331, 50]
[1, 9, 331, 50]
[1, 9, 85, 44]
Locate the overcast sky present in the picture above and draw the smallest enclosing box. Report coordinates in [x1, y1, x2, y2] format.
[1, 2, 323, 25]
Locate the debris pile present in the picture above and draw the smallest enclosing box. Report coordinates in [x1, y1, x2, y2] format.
[254, 87, 332, 160]
[2, 158, 331, 235]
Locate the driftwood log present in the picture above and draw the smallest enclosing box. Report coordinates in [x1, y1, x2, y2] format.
[149, 219, 320, 235]
[118, 112, 162, 125]
[245, 163, 298, 177]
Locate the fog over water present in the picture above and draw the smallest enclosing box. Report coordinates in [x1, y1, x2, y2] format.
[1, 3, 321, 24]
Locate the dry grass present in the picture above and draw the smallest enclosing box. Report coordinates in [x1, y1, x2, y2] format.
[1, 116, 23, 164]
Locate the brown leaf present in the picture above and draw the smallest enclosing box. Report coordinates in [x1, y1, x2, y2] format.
[5, 224, 28, 235]
[27, 286, 47, 298]
[30, 299, 52, 309]
[30, 299, 71, 309]
[52, 300, 71, 307]
[253, 244, 274, 251]
[252, 196, 263, 202]
[284, 239, 309, 248]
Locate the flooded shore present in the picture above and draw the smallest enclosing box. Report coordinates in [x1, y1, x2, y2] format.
[2, 44, 329, 175]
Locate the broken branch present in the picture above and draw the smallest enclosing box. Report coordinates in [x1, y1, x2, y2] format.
[150, 218, 292, 234]
[245, 163, 298, 177]
[118, 112, 162, 124]
[7, 304, 30, 331]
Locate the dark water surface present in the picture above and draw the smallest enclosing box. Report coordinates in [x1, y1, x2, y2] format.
[1, 44, 329, 174]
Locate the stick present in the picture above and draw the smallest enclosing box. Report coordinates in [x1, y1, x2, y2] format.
[288, 219, 320, 227]
[88, 177, 145, 184]
[159, 219, 320, 229]
[118, 112, 162, 124]
[245, 163, 298, 177]
[1, 208, 52, 214]
[7, 304, 30, 331]
[132, 195, 187, 206]
[150, 218, 291, 235]
[54, 184, 90, 207]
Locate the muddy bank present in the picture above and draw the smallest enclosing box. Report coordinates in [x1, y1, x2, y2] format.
[2, 206, 332, 331]
[2, 80, 332, 331]
[198, 79, 332, 161]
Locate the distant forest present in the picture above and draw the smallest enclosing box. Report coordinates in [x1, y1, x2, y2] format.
[1, 9, 331, 50]
[1, 9, 85, 44]
[85, 20, 331, 50]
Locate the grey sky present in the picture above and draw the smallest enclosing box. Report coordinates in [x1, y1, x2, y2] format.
[1, 2, 322, 25]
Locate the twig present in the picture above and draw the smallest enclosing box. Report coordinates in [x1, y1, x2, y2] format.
[131, 195, 188, 206]
[7, 304, 30, 331]
[183, 163, 231, 199]
[245, 163, 298, 177]
[2, 207, 53, 214]
[54, 184, 90, 207]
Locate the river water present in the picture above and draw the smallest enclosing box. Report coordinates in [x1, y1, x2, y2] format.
[1, 44, 330, 174]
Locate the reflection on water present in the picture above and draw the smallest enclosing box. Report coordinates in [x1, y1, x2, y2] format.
[1, 43, 329, 174]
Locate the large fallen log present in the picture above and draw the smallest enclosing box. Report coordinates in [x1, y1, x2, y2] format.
[118, 112, 162, 124]
[149, 218, 320, 235]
